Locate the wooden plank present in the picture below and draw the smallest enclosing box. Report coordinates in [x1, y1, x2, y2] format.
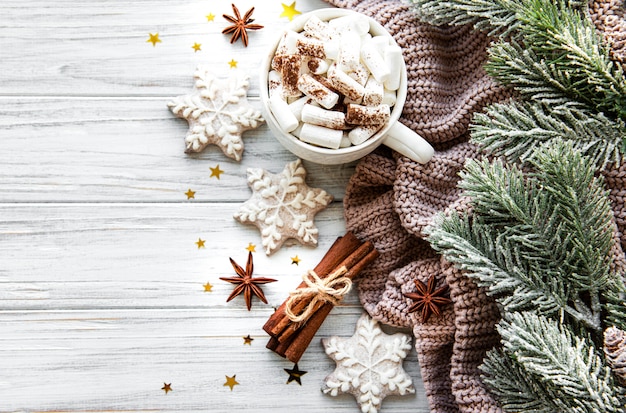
[0, 202, 429, 412]
[0, 0, 434, 410]
[0, 308, 429, 412]
[0, 97, 356, 202]
[0, 203, 351, 310]
[0, 0, 331, 97]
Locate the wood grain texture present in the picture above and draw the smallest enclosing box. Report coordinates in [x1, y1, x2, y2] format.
[0, 97, 356, 202]
[0, 0, 430, 411]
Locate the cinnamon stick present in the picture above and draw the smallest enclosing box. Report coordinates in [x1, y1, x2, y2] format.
[263, 231, 379, 363]
[275, 241, 375, 342]
[282, 248, 379, 363]
[263, 232, 361, 335]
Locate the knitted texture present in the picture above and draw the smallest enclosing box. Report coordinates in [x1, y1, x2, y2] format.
[325, 0, 626, 412]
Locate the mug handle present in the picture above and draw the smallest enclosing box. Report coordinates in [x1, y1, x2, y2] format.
[382, 121, 434, 164]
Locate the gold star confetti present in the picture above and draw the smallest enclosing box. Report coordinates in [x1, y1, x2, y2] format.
[203, 282, 213, 292]
[196, 238, 206, 249]
[192, 42, 202, 52]
[206, 13, 215, 22]
[224, 375, 239, 390]
[185, 189, 196, 199]
[291, 255, 301, 265]
[228, 59, 238, 68]
[147, 33, 161, 46]
[280, 2, 302, 21]
[243, 334, 254, 345]
[210, 164, 224, 179]
[246, 243, 256, 253]
[161, 383, 172, 394]
[285, 364, 307, 385]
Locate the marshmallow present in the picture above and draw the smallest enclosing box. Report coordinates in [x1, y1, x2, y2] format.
[291, 123, 304, 138]
[301, 104, 346, 130]
[296, 37, 338, 60]
[346, 103, 390, 125]
[296, 37, 325, 59]
[363, 76, 384, 106]
[268, 14, 405, 151]
[268, 70, 283, 98]
[371, 36, 390, 56]
[348, 62, 369, 86]
[299, 123, 343, 149]
[327, 63, 366, 101]
[288, 96, 312, 121]
[384, 45, 403, 90]
[276, 30, 301, 55]
[303, 15, 337, 41]
[274, 54, 304, 98]
[337, 29, 361, 72]
[382, 89, 397, 106]
[307, 57, 330, 75]
[340, 133, 352, 148]
[297, 73, 339, 109]
[270, 93, 299, 132]
[361, 40, 390, 83]
[348, 124, 382, 145]
[344, 95, 363, 105]
[329, 15, 370, 35]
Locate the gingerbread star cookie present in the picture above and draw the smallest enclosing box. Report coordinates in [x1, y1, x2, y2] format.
[322, 313, 415, 413]
[233, 159, 333, 255]
[168, 66, 264, 161]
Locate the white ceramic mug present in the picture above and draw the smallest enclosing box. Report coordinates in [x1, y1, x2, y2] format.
[259, 8, 434, 165]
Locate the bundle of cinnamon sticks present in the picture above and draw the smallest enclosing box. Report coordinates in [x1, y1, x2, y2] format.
[263, 231, 379, 363]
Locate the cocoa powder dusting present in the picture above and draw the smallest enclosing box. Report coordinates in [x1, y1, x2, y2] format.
[271, 55, 284, 71]
[346, 104, 390, 126]
[312, 74, 342, 96]
[281, 55, 302, 97]
[307, 59, 320, 73]
[296, 39, 326, 59]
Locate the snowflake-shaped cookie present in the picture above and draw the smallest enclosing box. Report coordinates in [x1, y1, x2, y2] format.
[233, 159, 333, 255]
[322, 313, 415, 413]
[167, 66, 264, 161]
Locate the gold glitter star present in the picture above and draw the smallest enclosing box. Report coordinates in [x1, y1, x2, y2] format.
[284, 363, 307, 385]
[196, 238, 206, 249]
[280, 2, 302, 21]
[243, 334, 254, 345]
[203, 282, 213, 292]
[228, 59, 238, 68]
[185, 189, 196, 199]
[246, 243, 256, 253]
[161, 383, 172, 394]
[206, 13, 215, 22]
[291, 255, 301, 265]
[147, 33, 161, 47]
[192, 42, 202, 52]
[224, 375, 239, 390]
[210, 164, 224, 179]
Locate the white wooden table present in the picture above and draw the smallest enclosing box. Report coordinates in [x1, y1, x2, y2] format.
[0, 1, 430, 411]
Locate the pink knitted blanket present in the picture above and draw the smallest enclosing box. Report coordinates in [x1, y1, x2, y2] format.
[324, 0, 626, 412]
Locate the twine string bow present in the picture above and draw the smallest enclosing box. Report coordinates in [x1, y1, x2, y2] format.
[285, 266, 352, 324]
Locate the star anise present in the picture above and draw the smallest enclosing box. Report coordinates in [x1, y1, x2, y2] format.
[220, 251, 277, 310]
[403, 275, 452, 323]
[222, 4, 263, 47]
